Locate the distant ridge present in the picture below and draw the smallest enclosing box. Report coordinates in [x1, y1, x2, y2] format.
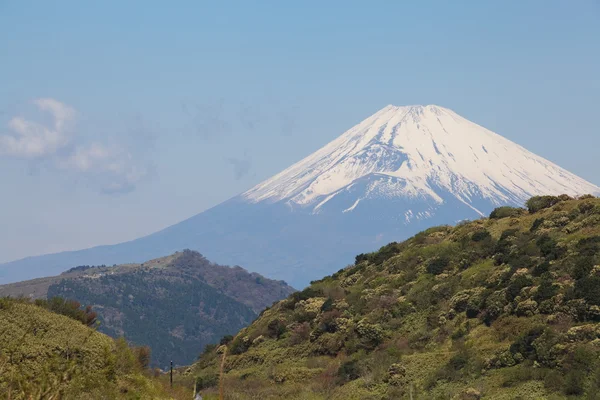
[1, 105, 598, 288]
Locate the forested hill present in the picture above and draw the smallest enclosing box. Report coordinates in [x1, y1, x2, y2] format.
[0, 250, 295, 369]
[191, 195, 600, 399]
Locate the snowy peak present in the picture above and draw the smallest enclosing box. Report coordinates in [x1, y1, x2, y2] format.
[243, 105, 599, 213]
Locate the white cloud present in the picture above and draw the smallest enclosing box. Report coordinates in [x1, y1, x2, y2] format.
[0, 98, 75, 158]
[0, 98, 148, 193]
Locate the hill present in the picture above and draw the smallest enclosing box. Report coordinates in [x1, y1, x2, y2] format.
[190, 195, 600, 399]
[0, 297, 175, 399]
[2, 105, 599, 288]
[0, 250, 295, 369]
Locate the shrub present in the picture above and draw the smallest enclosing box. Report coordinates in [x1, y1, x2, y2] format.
[320, 297, 334, 312]
[534, 275, 558, 303]
[506, 274, 533, 301]
[509, 326, 545, 359]
[201, 343, 217, 357]
[290, 322, 311, 345]
[134, 346, 151, 369]
[564, 370, 586, 395]
[471, 230, 492, 242]
[267, 319, 287, 339]
[536, 234, 563, 260]
[575, 275, 600, 305]
[526, 196, 565, 213]
[530, 218, 545, 232]
[195, 374, 218, 390]
[532, 261, 550, 277]
[490, 207, 525, 219]
[229, 336, 250, 355]
[35, 297, 97, 326]
[337, 360, 361, 383]
[427, 256, 451, 275]
[220, 335, 234, 345]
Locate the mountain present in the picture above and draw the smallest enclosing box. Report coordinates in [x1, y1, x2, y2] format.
[0, 250, 295, 368]
[1, 105, 598, 288]
[0, 297, 173, 399]
[188, 195, 600, 399]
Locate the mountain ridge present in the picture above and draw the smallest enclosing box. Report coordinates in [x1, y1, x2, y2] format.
[0, 250, 296, 368]
[1, 105, 598, 288]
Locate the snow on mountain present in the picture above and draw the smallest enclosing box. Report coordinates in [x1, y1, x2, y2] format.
[1, 105, 598, 288]
[244, 105, 599, 216]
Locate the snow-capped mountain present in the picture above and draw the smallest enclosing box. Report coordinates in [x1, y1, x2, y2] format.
[244, 105, 597, 218]
[1, 105, 598, 288]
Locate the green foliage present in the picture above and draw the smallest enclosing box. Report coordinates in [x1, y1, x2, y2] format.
[530, 217, 545, 232]
[0, 298, 169, 399]
[3, 250, 294, 370]
[506, 274, 533, 301]
[267, 318, 287, 339]
[337, 360, 361, 383]
[534, 275, 558, 303]
[426, 256, 450, 275]
[34, 296, 97, 326]
[490, 206, 525, 219]
[220, 335, 234, 345]
[471, 229, 492, 242]
[575, 275, 600, 305]
[47, 261, 261, 368]
[229, 336, 250, 355]
[526, 195, 568, 213]
[192, 195, 600, 400]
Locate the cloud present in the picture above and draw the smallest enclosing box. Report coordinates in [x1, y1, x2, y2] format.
[0, 98, 75, 158]
[0, 98, 148, 194]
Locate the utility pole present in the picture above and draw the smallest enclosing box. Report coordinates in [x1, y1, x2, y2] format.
[170, 360, 173, 388]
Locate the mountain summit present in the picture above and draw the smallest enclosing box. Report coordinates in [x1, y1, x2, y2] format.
[1, 105, 598, 287]
[244, 105, 597, 216]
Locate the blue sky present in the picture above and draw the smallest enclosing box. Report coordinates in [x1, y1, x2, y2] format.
[1, 0, 599, 263]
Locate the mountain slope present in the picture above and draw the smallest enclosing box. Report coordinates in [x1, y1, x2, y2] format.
[0, 297, 172, 399]
[1, 105, 598, 288]
[243, 105, 597, 213]
[0, 250, 295, 368]
[189, 195, 600, 399]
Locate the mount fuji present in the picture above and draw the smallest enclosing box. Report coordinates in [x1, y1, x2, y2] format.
[1, 105, 598, 288]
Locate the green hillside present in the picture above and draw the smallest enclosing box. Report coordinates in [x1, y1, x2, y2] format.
[190, 195, 600, 399]
[0, 250, 295, 369]
[0, 297, 180, 399]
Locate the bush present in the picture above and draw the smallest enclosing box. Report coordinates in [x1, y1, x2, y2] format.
[534, 276, 558, 303]
[337, 360, 361, 383]
[290, 322, 311, 345]
[536, 234, 563, 260]
[220, 335, 234, 345]
[532, 261, 550, 277]
[201, 343, 217, 357]
[564, 370, 586, 395]
[35, 297, 97, 326]
[134, 346, 151, 369]
[490, 207, 525, 219]
[509, 326, 545, 359]
[195, 374, 218, 390]
[506, 275, 533, 301]
[267, 319, 287, 339]
[530, 218, 545, 232]
[229, 336, 250, 355]
[526, 196, 566, 213]
[427, 256, 451, 275]
[575, 275, 600, 305]
[471, 230, 492, 242]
